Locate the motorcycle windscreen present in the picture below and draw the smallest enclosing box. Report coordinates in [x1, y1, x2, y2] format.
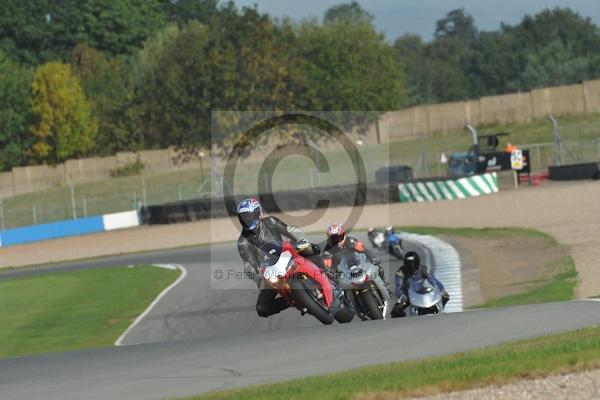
[408, 277, 442, 309]
[263, 250, 293, 281]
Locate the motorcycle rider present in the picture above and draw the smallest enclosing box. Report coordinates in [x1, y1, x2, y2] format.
[322, 223, 389, 288]
[391, 251, 450, 318]
[236, 198, 312, 318]
[367, 226, 403, 259]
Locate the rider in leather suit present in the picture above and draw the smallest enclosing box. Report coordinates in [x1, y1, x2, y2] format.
[321, 223, 390, 289]
[391, 251, 450, 317]
[236, 198, 311, 318]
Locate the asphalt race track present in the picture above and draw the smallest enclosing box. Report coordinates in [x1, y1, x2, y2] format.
[1, 233, 600, 400]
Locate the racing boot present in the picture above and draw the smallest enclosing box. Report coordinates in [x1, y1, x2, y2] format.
[442, 291, 450, 306]
[391, 296, 408, 318]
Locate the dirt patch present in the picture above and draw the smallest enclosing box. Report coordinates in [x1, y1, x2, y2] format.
[441, 235, 562, 303]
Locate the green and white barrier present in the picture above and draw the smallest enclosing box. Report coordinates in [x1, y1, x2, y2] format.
[398, 172, 498, 202]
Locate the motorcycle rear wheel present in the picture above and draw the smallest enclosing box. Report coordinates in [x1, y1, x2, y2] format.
[291, 279, 334, 325]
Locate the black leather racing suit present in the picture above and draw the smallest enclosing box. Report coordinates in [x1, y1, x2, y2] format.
[237, 216, 307, 318]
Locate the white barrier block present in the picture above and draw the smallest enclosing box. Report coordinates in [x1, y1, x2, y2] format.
[103, 211, 141, 231]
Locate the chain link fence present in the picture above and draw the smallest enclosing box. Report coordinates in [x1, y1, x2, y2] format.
[1, 131, 598, 231]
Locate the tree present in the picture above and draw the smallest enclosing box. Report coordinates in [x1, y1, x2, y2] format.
[0, 52, 33, 171]
[0, 0, 165, 65]
[508, 40, 600, 90]
[298, 21, 404, 129]
[162, 0, 219, 25]
[71, 44, 138, 154]
[132, 5, 309, 150]
[130, 21, 211, 149]
[434, 8, 477, 41]
[323, 1, 373, 26]
[29, 62, 97, 163]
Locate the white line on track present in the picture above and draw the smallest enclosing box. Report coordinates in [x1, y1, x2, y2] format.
[114, 263, 188, 346]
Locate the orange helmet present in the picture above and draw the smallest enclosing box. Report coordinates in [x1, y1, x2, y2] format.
[327, 223, 346, 249]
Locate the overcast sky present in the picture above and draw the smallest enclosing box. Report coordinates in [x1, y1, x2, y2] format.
[232, 0, 600, 41]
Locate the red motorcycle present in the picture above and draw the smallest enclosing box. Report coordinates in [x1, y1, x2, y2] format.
[259, 240, 354, 325]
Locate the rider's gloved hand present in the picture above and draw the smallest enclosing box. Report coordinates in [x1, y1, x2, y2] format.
[397, 295, 408, 307]
[295, 239, 311, 253]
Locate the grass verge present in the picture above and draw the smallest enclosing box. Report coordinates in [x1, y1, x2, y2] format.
[478, 256, 577, 308]
[0, 265, 179, 358]
[181, 325, 600, 400]
[400, 226, 556, 242]
[401, 226, 576, 307]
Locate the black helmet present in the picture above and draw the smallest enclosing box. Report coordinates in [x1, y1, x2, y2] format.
[403, 251, 420, 274]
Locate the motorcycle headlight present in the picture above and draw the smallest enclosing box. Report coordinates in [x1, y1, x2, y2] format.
[350, 268, 364, 278]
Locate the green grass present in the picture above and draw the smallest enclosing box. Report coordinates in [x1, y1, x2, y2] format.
[400, 226, 556, 242]
[0, 265, 179, 358]
[2, 112, 599, 229]
[400, 226, 576, 307]
[477, 256, 577, 308]
[181, 325, 600, 400]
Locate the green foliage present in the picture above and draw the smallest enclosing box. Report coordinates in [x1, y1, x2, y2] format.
[508, 40, 600, 90]
[130, 21, 211, 149]
[162, 0, 219, 25]
[110, 156, 145, 177]
[323, 1, 373, 26]
[0, 0, 165, 64]
[71, 44, 140, 154]
[396, 7, 600, 105]
[298, 21, 404, 129]
[0, 52, 33, 171]
[29, 62, 98, 163]
[0, 265, 179, 357]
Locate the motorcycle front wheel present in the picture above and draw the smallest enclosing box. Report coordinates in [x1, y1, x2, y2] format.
[291, 278, 334, 325]
[359, 289, 384, 320]
[334, 294, 355, 323]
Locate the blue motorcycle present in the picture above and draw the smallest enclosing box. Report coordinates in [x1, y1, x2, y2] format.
[367, 228, 404, 260]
